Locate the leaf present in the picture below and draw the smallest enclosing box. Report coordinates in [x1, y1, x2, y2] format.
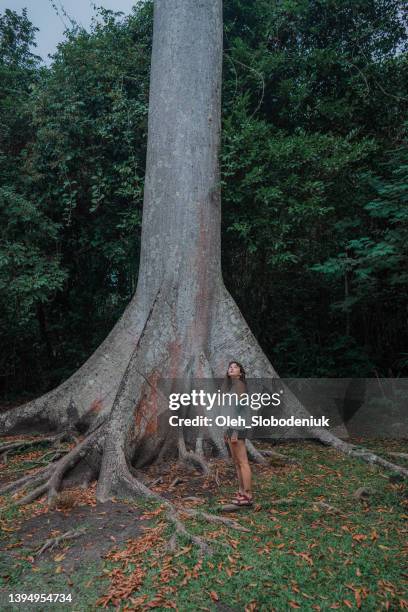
[343, 601, 353, 608]
[209, 591, 219, 602]
[352, 534, 367, 542]
[53, 553, 66, 562]
[288, 602, 301, 608]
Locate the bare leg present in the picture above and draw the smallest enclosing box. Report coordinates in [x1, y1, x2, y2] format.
[234, 440, 252, 497]
[227, 439, 244, 494]
[230, 430, 238, 444]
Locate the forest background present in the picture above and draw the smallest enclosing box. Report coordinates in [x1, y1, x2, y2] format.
[1, 0, 407, 400]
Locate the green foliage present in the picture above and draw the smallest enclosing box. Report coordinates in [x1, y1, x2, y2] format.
[0, 186, 66, 321]
[220, 0, 408, 377]
[0, 6, 152, 394]
[0, 0, 407, 396]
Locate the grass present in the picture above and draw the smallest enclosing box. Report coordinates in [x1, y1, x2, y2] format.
[0, 439, 407, 611]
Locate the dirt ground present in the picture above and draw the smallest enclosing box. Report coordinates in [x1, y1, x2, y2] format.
[3, 500, 144, 573]
[1, 435, 407, 611]
[0, 445, 255, 610]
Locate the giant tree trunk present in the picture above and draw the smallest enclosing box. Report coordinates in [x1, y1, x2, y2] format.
[1, 0, 407, 507]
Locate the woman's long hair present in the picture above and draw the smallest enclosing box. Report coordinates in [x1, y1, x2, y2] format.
[222, 360, 246, 392]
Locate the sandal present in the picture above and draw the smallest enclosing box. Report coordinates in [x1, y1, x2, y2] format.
[234, 493, 253, 506]
[231, 491, 245, 504]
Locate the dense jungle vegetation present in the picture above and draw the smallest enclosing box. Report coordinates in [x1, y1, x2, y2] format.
[0, 0, 407, 398]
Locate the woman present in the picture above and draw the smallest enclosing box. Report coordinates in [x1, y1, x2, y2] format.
[223, 361, 253, 506]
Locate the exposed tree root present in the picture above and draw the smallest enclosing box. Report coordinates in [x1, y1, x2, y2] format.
[35, 527, 87, 556]
[195, 436, 204, 456]
[16, 481, 50, 506]
[165, 509, 213, 556]
[221, 497, 344, 515]
[0, 433, 66, 458]
[245, 439, 268, 464]
[311, 500, 342, 514]
[149, 476, 163, 487]
[212, 467, 220, 487]
[46, 430, 102, 503]
[220, 503, 250, 512]
[0, 450, 10, 464]
[103, 467, 218, 555]
[0, 464, 54, 496]
[312, 428, 408, 479]
[169, 477, 184, 489]
[6, 426, 105, 506]
[181, 507, 250, 532]
[100, 451, 248, 556]
[387, 451, 408, 460]
[178, 430, 210, 475]
[259, 449, 300, 465]
[353, 486, 377, 500]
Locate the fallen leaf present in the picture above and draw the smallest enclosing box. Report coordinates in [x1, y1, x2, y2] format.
[209, 591, 219, 602]
[352, 534, 367, 542]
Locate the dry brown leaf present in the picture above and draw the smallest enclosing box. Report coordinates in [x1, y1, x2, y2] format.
[352, 534, 367, 542]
